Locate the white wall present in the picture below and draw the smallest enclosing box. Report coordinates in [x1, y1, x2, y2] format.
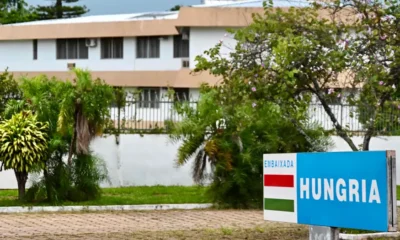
[0, 37, 183, 72]
[2, 135, 400, 190]
[0, 28, 237, 72]
[190, 27, 237, 69]
[0, 134, 202, 189]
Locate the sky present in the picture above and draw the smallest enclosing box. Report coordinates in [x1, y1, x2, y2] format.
[25, 0, 201, 15]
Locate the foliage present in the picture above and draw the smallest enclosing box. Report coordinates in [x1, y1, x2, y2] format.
[170, 5, 182, 11]
[5, 70, 113, 204]
[0, 111, 48, 200]
[0, 70, 20, 116]
[0, 0, 39, 24]
[35, 0, 88, 19]
[68, 153, 108, 201]
[57, 68, 114, 164]
[190, 0, 400, 151]
[169, 84, 331, 208]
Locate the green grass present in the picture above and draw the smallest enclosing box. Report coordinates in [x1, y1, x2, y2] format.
[397, 186, 400, 200]
[0, 185, 210, 207]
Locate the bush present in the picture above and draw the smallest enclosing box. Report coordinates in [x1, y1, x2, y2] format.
[26, 153, 109, 203]
[169, 86, 331, 209]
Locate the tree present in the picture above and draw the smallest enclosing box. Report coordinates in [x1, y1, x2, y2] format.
[0, 0, 39, 24]
[170, 5, 182, 11]
[169, 81, 330, 207]
[0, 111, 48, 200]
[5, 70, 113, 203]
[35, 0, 88, 19]
[57, 69, 114, 165]
[5, 75, 71, 201]
[193, 0, 400, 151]
[0, 70, 20, 116]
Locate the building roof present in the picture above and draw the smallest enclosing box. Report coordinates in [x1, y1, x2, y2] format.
[0, 0, 352, 41]
[7, 12, 179, 26]
[6, 0, 309, 27]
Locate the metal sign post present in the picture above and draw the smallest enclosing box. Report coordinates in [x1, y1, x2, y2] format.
[309, 226, 339, 240]
[263, 151, 397, 236]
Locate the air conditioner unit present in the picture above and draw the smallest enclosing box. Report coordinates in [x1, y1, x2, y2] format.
[182, 59, 190, 68]
[182, 32, 189, 40]
[67, 63, 76, 70]
[85, 38, 97, 47]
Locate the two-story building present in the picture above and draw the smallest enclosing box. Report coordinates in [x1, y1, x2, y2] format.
[0, 0, 269, 100]
[0, 0, 365, 131]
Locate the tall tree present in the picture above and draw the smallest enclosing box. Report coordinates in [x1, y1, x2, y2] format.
[195, 0, 400, 151]
[170, 5, 182, 11]
[0, 0, 39, 24]
[35, 0, 88, 20]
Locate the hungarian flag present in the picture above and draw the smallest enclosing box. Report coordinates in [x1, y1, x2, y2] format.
[263, 153, 297, 223]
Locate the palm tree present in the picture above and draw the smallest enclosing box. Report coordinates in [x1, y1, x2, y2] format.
[168, 88, 227, 183]
[57, 69, 114, 165]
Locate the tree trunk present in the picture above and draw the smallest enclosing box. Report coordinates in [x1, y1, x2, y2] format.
[311, 78, 358, 151]
[67, 105, 79, 166]
[43, 167, 52, 202]
[55, 0, 63, 19]
[14, 170, 28, 201]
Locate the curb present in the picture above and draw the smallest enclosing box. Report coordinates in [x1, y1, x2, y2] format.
[340, 232, 400, 240]
[0, 203, 213, 213]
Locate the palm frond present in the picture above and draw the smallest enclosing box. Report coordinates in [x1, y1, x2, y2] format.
[4, 99, 27, 120]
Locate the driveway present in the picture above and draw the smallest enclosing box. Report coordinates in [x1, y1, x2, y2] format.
[0, 210, 307, 239]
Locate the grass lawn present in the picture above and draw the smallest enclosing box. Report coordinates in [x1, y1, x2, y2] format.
[0, 185, 210, 207]
[397, 186, 400, 200]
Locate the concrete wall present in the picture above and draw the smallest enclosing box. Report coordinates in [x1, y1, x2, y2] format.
[189, 27, 237, 68]
[0, 37, 183, 72]
[0, 28, 236, 72]
[1, 134, 400, 189]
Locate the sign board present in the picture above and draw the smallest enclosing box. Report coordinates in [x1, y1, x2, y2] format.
[263, 151, 397, 232]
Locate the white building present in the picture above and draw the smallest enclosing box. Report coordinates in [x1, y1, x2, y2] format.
[0, 1, 269, 99]
[0, 0, 271, 129]
[0, 0, 377, 132]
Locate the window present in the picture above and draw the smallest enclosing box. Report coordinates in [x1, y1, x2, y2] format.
[33, 39, 38, 60]
[101, 37, 124, 59]
[136, 37, 160, 58]
[174, 88, 189, 102]
[56, 39, 88, 59]
[173, 33, 189, 58]
[138, 88, 160, 108]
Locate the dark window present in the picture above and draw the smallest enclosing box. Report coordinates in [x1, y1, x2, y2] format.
[173, 33, 189, 58]
[138, 88, 160, 108]
[174, 88, 189, 102]
[101, 38, 124, 59]
[56, 38, 88, 59]
[33, 39, 38, 60]
[136, 37, 160, 58]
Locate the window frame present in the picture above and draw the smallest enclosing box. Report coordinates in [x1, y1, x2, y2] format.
[101, 37, 124, 59]
[173, 33, 190, 58]
[33, 39, 38, 60]
[138, 87, 160, 109]
[136, 36, 160, 59]
[173, 88, 190, 102]
[56, 38, 89, 60]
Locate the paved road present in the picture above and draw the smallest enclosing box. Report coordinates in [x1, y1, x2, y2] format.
[0, 210, 302, 239]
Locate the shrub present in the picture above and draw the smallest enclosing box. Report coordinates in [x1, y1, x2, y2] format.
[0, 111, 48, 200]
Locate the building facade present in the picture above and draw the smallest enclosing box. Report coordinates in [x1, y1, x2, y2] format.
[0, 1, 268, 101]
[0, 0, 386, 133]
